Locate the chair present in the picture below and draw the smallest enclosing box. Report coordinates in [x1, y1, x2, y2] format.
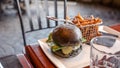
[14, 0, 67, 46]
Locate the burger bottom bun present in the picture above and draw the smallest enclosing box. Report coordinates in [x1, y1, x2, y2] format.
[51, 45, 82, 58]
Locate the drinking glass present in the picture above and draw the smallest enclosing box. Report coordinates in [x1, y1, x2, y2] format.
[90, 36, 120, 68]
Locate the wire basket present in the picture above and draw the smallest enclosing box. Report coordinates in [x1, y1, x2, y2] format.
[71, 14, 102, 43]
[79, 23, 102, 43]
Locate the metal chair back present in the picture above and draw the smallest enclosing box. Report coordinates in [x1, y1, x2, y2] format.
[15, 0, 67, 46]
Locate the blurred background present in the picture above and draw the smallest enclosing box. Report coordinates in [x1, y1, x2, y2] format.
[0, 0, 120, 57]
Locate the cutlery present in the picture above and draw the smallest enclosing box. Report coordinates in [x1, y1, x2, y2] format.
[100, 31, 119, 38]
[46, 16, 73, 24]
[103, 26, 120, 38]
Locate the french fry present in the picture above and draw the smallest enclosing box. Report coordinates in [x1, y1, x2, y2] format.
[91, 15, 94, 19]
[66, 16, 70, 20]
[77, 13, 84, 20]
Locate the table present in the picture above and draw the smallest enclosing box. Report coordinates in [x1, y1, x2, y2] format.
[25, 24, 120, 68]
[17, 54, 34, 68]
[110, 24, 120, 32]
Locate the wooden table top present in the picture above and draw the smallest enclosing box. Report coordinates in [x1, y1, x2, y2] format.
[110, 24, 120, 32]
[17, 54, 34, 68]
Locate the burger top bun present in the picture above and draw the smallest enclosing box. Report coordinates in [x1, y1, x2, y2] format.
[52, 24, 82, 46]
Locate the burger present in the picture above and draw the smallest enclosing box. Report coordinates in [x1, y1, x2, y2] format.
[46, 24, 83, 58]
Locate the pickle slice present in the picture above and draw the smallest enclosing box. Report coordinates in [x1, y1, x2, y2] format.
[62, 46, 73, 55]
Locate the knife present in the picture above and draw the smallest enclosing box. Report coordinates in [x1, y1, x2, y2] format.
[102, 26, 120, 38]
[100, 31, 119, 38]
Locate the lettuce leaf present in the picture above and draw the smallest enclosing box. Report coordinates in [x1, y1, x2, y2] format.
[81, 37, 87, 43]
[51, 45, 62, 52]
[46, 33, 53, 43]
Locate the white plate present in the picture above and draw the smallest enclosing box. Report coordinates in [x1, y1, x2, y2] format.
[38, 26, 120, 68]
